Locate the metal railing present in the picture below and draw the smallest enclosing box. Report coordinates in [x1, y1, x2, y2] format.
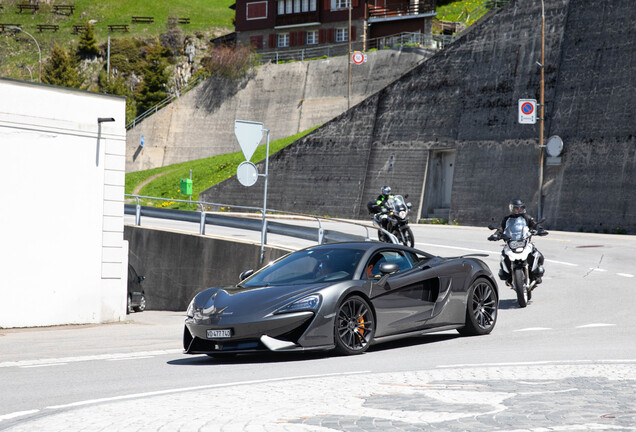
[125, 194, 399, 262]
[125, 74, 206, 130]
[257, 31, 438, 64]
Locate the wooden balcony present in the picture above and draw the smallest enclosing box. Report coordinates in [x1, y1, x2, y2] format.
[368, 0, 435, 20]
[275, 11, 320, 28]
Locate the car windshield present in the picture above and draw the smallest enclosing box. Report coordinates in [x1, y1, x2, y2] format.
[242, 248, 364, 287]
[504, 217, 528, 241]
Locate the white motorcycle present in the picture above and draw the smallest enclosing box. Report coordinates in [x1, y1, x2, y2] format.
[488, 217, 547, 308]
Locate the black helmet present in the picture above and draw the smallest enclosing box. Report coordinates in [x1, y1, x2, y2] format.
[381, 186, 391, 197]
[509, 198, 526, 214]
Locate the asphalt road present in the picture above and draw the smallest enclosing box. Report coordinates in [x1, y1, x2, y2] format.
[1, 219, 635, 431]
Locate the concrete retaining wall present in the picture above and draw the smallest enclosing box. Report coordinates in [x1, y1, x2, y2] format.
[124, 226, 290, 311]
[125, 48, 432, 172]
[201, 0, 636, 234]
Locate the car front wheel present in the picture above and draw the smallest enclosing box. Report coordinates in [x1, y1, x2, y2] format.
[334, 295, 375, 355]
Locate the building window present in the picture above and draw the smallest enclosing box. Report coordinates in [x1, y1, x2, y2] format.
[294, 0, 301, 13]
[332, 0, 350, 10]
[278, 0, 285, 14]
[335, 27, 348, 42]
[286, 0, 292, 13]
[306, 30, 318, 45]
[310, 0, 316, 11]
[302, 0, 309, 12]
[278, 33, 290, 47]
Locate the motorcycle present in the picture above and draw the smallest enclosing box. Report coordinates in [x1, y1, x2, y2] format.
[488, 217, 548, 308]
[372, 194, 415, 248]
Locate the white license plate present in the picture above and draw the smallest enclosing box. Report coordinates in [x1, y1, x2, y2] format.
[207, 329, 231, 339]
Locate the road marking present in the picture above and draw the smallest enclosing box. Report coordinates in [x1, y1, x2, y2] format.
[20, 363, 68, 369]
[417, 242, 494, 255]
[0, 349, 183, 369]
[44, 371, 370, 410]
[617, 273, 634, 278]
[0, 410, 40, 422]
[107, 356, 155, 361]
[576, 323, 616, 329]
[545, 259, 578, 266]
[513, 327, 552, 332]
[437, 359, 636, 368]
[588, 268, 607, 272]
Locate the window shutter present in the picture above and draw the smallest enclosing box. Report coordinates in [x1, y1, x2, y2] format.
[290, 32, 297, 46]
[323, 0, 330, 10]
[327, 28, 335, 43]
[352, 0, 358, 6]
[298, 31, 306, 45]
[319, 29, 326, 43]
[350, 26, 356, 41]
[269, 33, 276, 48]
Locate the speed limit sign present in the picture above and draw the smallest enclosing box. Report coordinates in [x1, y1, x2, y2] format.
[351, 51, 366, 65]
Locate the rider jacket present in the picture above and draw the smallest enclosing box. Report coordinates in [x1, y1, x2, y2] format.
[367, 194, 394, 214]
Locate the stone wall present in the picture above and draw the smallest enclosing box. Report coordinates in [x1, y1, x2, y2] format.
[201, 0, 636, 233]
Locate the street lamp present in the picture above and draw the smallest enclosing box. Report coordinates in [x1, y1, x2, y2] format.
[8, 26, 41, 83]
[17, 64, 34, 82]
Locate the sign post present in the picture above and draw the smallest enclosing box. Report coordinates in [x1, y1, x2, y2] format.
[234, 120, 270, 263]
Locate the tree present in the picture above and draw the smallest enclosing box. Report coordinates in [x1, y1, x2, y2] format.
[42, 43, 83, 89]
[135, 41, 170, 115]
[98, 71, 136, 125]
[77, 24, 100, 58]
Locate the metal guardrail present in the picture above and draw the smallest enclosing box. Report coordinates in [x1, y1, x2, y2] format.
[124, 195, 399, 260]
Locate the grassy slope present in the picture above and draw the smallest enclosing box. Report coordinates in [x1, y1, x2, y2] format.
[125, 126, 320, 210]
[0, 0, 234, 79]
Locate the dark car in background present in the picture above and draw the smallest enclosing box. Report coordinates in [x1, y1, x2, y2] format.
[183, 241, 499, 357]
[127, 265, 146, 314]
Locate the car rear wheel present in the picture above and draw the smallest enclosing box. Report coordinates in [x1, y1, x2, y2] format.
[127, 295, 133, 314]
[334, 295, 375, 355]
[458, 278, 498, 336]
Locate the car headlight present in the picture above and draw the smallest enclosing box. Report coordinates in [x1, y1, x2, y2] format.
[275, 294, 321, 314]
[186, 299, 195, 318]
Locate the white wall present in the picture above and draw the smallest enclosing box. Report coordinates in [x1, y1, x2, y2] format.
[0, 78, 127, 328]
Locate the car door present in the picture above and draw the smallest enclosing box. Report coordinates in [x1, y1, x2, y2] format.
[367, 250, 441, 337]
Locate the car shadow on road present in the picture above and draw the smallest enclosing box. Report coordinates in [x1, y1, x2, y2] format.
[498, 299, 523, 309]
[167, 334, 461, 366]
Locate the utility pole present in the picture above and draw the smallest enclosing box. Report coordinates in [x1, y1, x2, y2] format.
[347, 0, 352, 110]
[537, 0, 546, 220]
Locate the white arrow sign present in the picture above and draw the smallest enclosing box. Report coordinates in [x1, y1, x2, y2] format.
[234, 120, 264, 161]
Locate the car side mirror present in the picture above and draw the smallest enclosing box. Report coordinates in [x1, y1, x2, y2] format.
[239, 269, 254, 281]
[406, 202, 412, 209]
[379, 263, 399, 275]
[138, 275, 145, 283]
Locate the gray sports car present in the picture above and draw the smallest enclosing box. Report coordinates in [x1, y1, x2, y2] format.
[183, 242, 498, 357]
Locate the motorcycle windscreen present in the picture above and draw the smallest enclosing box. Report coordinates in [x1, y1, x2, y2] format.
[505, 217, 529, 241]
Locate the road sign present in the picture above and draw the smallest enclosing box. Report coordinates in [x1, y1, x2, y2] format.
[234, 120, 264, 161]
[518, 99, 537, 124]
[237, 161, 258, 187]
[352, 51, 367, 65]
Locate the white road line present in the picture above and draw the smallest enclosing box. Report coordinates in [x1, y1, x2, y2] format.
[417, 242, 494, 255]
[107, 356, 155, 361]
[513, 327, 552, 332]
[44, 371, 370, 410]
[20, 363, 68, 369]
[0, 349, 183, 369]
[437, 359, 636, 369]
[588, 268, 607, 272]
[0, 410, 40, 422]
[617, 273, 635, 278]
[545, 259, 578, 267]
[576, 323, 616, 329]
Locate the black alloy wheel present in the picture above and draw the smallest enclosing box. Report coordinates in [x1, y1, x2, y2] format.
[133, 294, 146, 312]
[458, 278, 498, 336]
[334, 296, 375, 355]
[127, 295, 134, 314]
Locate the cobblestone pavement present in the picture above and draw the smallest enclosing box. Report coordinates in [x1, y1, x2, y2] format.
[3, 361, 636, 431]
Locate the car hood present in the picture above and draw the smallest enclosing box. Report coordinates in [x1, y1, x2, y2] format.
[193, 283, 329, 319]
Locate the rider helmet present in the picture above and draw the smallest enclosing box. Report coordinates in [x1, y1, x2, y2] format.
[509, 198, 526, 214]
[381, 186, 391, 198]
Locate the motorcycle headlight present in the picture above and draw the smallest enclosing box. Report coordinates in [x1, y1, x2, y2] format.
[398, 211, 407, 219]
[275, 294, 321, 314]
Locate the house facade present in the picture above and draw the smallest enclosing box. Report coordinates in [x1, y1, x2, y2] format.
[232, 0, 437, 51]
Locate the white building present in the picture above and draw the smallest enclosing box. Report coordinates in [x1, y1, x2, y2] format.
[0, 78, 128, 328]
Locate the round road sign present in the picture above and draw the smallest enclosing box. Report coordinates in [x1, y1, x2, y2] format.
[352, 51, 366, 65]
[521, 102, 534, 115]
[237, 161, 258, 187]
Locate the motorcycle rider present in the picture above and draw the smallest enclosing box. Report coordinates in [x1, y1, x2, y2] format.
[489, 198, 545, 286]
[367, 186, 394, 231]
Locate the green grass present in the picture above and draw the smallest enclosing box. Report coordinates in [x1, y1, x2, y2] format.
[125, 126, 320, 210]
[436, 0, 494, 26]
[0, 0, 234, 80]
